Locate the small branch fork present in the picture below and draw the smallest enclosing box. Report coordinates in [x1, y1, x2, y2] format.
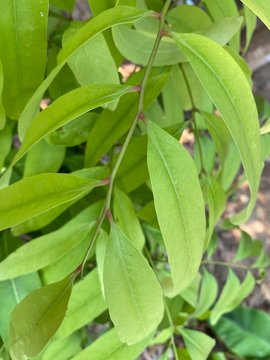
[80, 0, 172, 275]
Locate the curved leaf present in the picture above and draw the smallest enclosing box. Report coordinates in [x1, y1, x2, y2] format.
[18, 6, 150, 139]
[104, 223, 164, 344]
[147, 121, 205, 297]
[240, 0, 270, 30]
[9, 274, 74, 359]
[0, 173, 100, 231]
[13, 84, 133, 166]
[180, 328, 215, 360]
[172, 33, 262, 224]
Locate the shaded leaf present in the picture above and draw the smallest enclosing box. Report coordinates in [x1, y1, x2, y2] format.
[147, 121, 205, 297]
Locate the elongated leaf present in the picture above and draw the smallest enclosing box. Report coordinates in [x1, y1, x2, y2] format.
[57, 269, 107, 338]
[244, 5, 257, 52]
[240, 0, 270, 30]
[9, 274, 74, 359]
[113, 188, 145, 250]
[0, 223, 94, 280]
[42, 333, 81, 360]
[104, 223, 164, 344]
[73, 328, 151, 360]
[13, 84, 133, 166]
[0, 0, 48, 120]
[0, 173, 100, 231]
[194, 269, 218, 318]
[147, 121, 205, 297]
[172, 33, 262, 224]
[18, 6, 150, 139]
[0, 123, 12, 170]
[0, 61, 6, 130]
[180, 328, 215, 360]
[213, 306, 270, 358]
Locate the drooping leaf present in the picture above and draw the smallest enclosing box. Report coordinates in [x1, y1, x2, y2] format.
[72, 328, 151, 360]
[13, 84, 133, 166]
[103, 223, 164, 344]
[113, 188, 145, 250]
[57, 269, 107, 338]
[18, 6, 150, 139]
[0, 0, 48, 119]
[9, 274, 75, 359]
[0, 173, 100, 231]
[180, 328, 215, 360]
[147, 121, 205, 297]
[0, 223, 94, 280]
[240, 0, 270, 30]
[172, 33, 262, 224]
[213, 306, 270, 358]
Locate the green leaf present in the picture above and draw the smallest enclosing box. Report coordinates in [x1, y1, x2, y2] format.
[240, 0, 270, 30]
[0, 123, 12, 170]
[85, 67, 169, 167]
[172, 33, 262, 224]
[244, 5, 257, 52]
[9, 274, 74, 359]
[18, 6, 150, 139]
[210, 270, 255, 325]
[0, 0, 48, 119]
[103, 223, 164, 344]
[72, 328, 151, 360]
[50, 0, 75, 11]
[63, 22, 119, 110]
[260, 119, 270, 135]
[180, 328, 215, 360]
[0, 61, 6, 130]
[0, 274, 41, 348]
[203, 0, 240, 51]
[233, 231, 262, 262]
[147, 121, 205, 297]
[57, 269, 107, 338]
[42, 333, 81, 360]
[194, 269, 218, 318]
[24, 140, 65, 177]
[113, 188, 145, 250]
[13, 84, 133, 166]
[213, 306, 270, 358]
[96, 230, 108, 297]
[0, 173, 100, 231]
[0, 223, 94, 280]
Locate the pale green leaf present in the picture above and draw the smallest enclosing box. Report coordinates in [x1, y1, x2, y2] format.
[0, 61, 6, 130]
[9, 275, 74, 359]
[0, 0, 48, 119]
[104, 223, 164, 344]
[172, 33, 262, 224]
[244, 5, 257, 52]
[13, 84, 133, 166]
[57, 269, 107, 338]
[42, 333, 81, 360]
[72, 328, 151, 360]
[113, 188, 145, 250]
[240, 0, 270, 30]
[0, 223, 94, 281]
[260, 119, 270, 135]
[18, 6, 150, 139]
[180, 328, 215, 360]
[194, 269, 218, 318]
[147, 121, 205, 297]
[96, 230, 108, 297]
[0, 173, 100, 231]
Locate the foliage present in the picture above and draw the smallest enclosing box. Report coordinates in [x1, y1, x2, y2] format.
[0, 0, 270, 359]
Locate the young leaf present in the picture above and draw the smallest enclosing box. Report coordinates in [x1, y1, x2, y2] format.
[13, 84, 133, 166]
[172, 33, 262, 224]
[0, 0, 48, 119]
[212, 306, 270, 358]
[103, 223, 164, 344]
[9, 274, 75, 359]
[72, 328, 151, 360]
[0, 173, 100, 231]
[0, 223, 94, 280]
[18, 6, 150, 139]
[240, 0, 270, 30]
[57, 269, 107, 338]
[113, 188, 145, 250]
[147, 121, 205, 297]
[180, 328, 215, 360]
